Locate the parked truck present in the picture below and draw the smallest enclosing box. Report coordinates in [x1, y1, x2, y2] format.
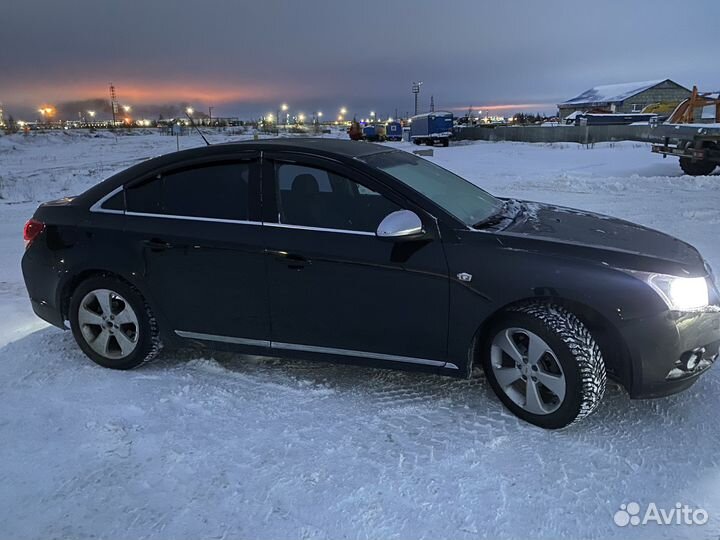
[385, 121, 403, 141]
[362, 123, 386, 142]
[410, 112, 453, 146]
[650, 87, 720, 176]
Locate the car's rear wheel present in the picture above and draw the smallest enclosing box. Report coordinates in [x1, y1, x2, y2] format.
[69, 276, 161, 369]
[482, 303, 606, 429]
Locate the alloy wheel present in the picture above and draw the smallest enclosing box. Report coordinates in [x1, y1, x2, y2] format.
[490, 327, 566, 415]
[77, 288, 139, 359]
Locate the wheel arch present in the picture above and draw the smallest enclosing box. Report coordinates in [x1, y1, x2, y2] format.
[59, 268, 159, 326]
[467, 296, 633, 392]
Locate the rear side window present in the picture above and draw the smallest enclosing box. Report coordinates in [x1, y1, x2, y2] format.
[126, 161, 252, 220]
[101, 190, 124, 211]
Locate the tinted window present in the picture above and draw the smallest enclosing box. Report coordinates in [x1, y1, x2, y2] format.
[101, 190, 124, 211]
[359, 151, 502, 227]
[126, 161, 252, 220]
[276, 163, 400, 232]
[126, 176, 162, 214]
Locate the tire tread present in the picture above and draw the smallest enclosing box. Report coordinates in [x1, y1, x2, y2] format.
[511, 303, 607, 427]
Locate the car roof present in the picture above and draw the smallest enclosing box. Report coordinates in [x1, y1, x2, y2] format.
[75, 138, 395, 206]
[217, 137, 391, 158]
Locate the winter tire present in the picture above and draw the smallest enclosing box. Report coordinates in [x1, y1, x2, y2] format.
[482, 303, 606, 429]
[69, 276, 161, 369]
[679, 157, 716, 176]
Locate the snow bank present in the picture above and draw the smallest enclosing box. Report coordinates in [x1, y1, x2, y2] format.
[1, 133, 719, 539]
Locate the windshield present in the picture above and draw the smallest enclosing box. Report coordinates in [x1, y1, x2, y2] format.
[359, 151, 503, 227]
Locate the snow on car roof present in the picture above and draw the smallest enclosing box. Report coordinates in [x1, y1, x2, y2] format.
[561, 79, 668, 106]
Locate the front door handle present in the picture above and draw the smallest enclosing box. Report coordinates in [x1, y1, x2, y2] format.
[144, 238, 173, 251]
[267, 250, 310, 270]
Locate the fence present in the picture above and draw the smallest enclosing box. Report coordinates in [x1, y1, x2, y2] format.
[454, 125, 667, 144]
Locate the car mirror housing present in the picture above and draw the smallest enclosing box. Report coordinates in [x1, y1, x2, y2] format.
[376, 210, 425, 240]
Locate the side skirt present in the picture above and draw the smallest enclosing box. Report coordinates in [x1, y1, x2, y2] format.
[174, 330, 459, 370]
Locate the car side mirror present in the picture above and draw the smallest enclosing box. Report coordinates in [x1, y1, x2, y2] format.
[376, 210, 425, 240]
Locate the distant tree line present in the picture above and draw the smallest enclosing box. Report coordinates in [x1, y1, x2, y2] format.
[510, 113, 551, 125]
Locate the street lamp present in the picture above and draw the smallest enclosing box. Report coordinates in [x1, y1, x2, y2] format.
[87, 110, 96, 118]
[298, 113, 305, 124]
[122, 105, 131, 113]
[276, 103, 288, 130]
[340, 107, 347, 116]
[38, 107, 55, 123]
[186, 107, 194, 115]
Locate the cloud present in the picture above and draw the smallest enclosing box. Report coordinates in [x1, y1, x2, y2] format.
[1, 0, 719, 118]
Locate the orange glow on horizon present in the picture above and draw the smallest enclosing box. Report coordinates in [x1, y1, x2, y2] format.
[452, 103, 553, 112]
[3, 79, 281, 106]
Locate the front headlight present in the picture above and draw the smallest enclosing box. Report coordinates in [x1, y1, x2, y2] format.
[644, 273, 709, 311]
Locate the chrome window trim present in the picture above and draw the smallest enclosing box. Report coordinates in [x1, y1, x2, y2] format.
[175, 330, 458, 369]
[89, 186, 125, 215]
[90, 190, 376, 234]
[263, 222, 375, 236]
[125, 211, 262, 226]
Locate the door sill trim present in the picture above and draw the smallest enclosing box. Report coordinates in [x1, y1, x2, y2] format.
[174, 330, 457, 369]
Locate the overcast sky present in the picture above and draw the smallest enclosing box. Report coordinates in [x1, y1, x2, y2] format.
[2, 0, 719, 120]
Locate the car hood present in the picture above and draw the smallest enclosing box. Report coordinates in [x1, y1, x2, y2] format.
[494, 201, 705, 273]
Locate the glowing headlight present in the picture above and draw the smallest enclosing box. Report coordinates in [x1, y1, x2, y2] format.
[645, 273, 709, 311]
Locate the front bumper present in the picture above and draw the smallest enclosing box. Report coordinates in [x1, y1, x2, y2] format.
[620, 309, 720, 398]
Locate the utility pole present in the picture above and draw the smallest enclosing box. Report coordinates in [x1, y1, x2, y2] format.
[430, 95, 435, 112]
[109, 83, 117, 127]
[412, 81, 423, 116]
[208, 106, 214, 124]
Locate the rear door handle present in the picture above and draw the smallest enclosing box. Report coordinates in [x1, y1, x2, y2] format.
[144, 238, 173, 251]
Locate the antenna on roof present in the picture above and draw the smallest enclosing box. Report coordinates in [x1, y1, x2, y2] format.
[184, 110, 210, 146]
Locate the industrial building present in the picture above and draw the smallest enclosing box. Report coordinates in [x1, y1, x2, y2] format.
[558, 79, 691, 120]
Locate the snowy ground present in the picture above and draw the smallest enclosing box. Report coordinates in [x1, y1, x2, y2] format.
[1, 130, 719, 539]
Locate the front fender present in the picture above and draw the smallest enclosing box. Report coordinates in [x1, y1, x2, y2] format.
[443, 231, 666, 375]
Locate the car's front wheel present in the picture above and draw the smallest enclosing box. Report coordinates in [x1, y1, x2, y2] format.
[482, 303, 606, 429]
[69, 276, 161, 369]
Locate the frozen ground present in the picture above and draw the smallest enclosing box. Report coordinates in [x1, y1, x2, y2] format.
[1, 130, 719, 539]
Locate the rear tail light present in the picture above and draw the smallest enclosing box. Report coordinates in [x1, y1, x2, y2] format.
[23, 219, 45, 248]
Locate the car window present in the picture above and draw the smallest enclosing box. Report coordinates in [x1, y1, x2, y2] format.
[125, 161, 252, 220]
[100, 190, 124, 211]
[277, 164, 332, 192]
[275, 163, 400, 232]
[359, 151, 502, 227]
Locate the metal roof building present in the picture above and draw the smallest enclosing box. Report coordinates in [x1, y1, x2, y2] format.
[558, 79, 691, 119]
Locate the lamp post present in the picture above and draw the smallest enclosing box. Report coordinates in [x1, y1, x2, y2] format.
[277, 103, 288, 131]
[412, 81, 423, 115]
